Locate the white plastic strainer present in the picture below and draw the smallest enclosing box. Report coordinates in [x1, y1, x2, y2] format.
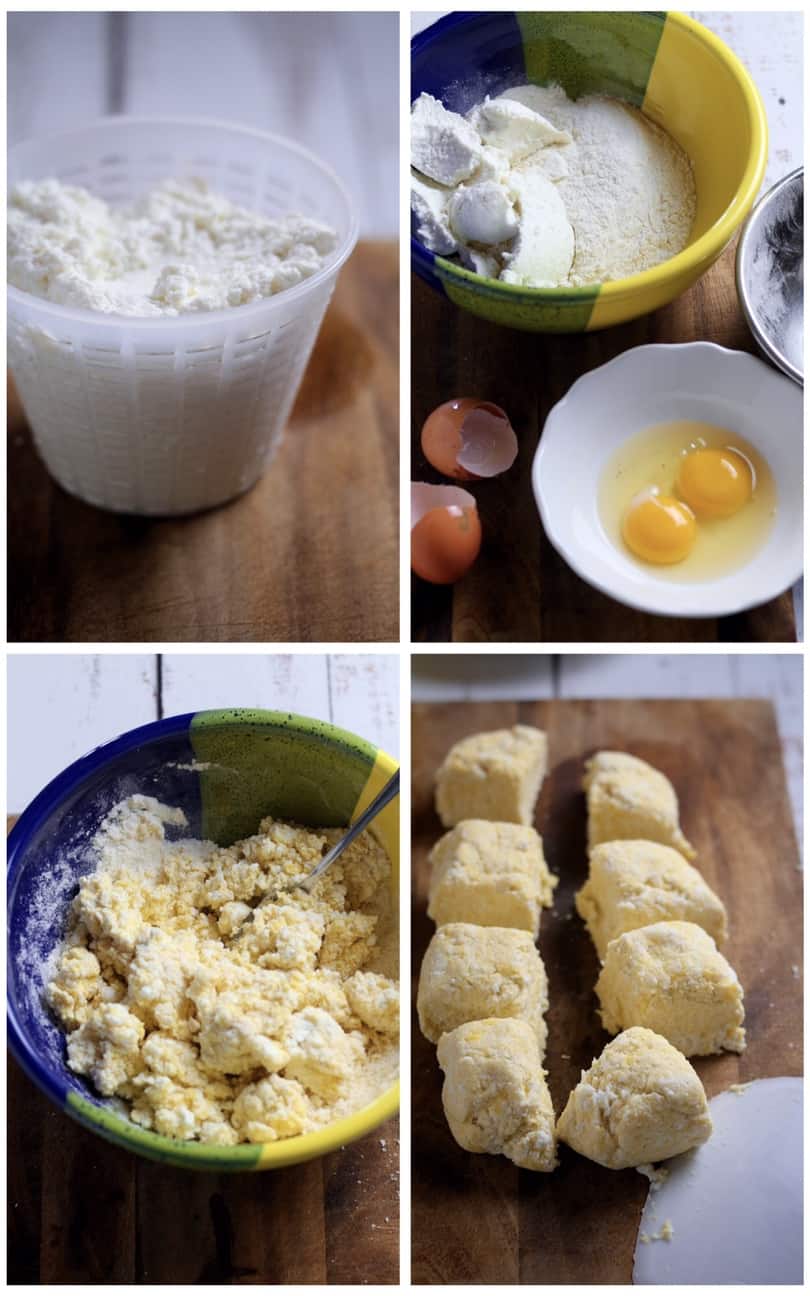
[8, 117, 359, 516]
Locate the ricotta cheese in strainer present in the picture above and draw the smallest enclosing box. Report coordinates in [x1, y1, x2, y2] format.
[8, 176, 338, 316]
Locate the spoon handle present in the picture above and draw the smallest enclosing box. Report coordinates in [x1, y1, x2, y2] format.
[301, 767, 400, 892]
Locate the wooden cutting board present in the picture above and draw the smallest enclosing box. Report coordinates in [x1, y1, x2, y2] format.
[411, 239, 797, 643]
[8, 241, 398, 645]
[8, 807, 400, 1285]
[411, 699, 802, 1285]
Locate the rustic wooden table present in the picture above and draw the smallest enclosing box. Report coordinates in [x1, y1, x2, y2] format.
[8, 653, 401, 1284]
[9, 243, 399, 644]
[411, 698, 803, 1284]
[411, 239, 797, 644]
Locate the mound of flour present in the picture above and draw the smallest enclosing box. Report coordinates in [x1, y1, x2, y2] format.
[501, 84, 695, 286]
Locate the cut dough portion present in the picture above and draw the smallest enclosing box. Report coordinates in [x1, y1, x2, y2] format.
[596, 921, 745, 1056]
[428, 819, 557, 937]
[556, 1026, 713, 1169]
[417, 922, 549, 1057]
[438, 1017, 557, 1171]
[583, 751, 695, 860]
[576, 840, 727, 958]
[435, 725, 547, 828]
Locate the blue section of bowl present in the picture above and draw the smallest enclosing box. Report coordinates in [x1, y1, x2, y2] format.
[7, 714, 201, 1116]
[411, 12, 527, 107]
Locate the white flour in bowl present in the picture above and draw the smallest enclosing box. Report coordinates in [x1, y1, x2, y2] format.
[411, 83, 696, 287]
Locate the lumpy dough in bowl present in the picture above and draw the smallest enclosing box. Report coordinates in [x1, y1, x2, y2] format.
[45, 795, 399, 1146]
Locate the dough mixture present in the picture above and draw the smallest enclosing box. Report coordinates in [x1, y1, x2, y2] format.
[411, 84, 695, 287]
[46, 796, 398, 1145]
[8, 176, 338, 316]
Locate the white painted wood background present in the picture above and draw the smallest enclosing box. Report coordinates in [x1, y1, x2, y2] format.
[412, 653, 803, 844]
[411, 10, 802, 193]
[8, 653, 400, 813]
[7, 12, 398, 238]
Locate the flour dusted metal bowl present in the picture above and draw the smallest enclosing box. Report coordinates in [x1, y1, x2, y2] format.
[7, 708, 399, 1171]
[411, 12, 768, 332]
[7, 117, 358, 515]
[736, 167, 803, 386]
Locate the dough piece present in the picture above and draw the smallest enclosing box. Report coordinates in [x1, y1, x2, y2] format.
[556, 1026, 713, 1168]
[583, 751, 695, 860]
[438, 1018, 557, 1171]
[596, 921, 746, 1055]
[66, 1003, 145, 1096]
[427, 819, 557, 937]
[576, 840, 728, 958]
[435, 725, 547, 828]
[282, 1007, 365, 1101]
[231, 1074, 311, 1144]
[344, 970, 399, 1035]
[417, 922, 549, 1056]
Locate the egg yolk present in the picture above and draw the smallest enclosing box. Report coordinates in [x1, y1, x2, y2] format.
[622, 493, 697, 565]
[676, 448, 753, 519]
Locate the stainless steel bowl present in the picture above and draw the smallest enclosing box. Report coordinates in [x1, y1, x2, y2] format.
[736, 167, 803, 386]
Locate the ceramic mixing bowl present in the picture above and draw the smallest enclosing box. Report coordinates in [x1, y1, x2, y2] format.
[412, 11, 768, 332]
[7, 708, 399, 1170]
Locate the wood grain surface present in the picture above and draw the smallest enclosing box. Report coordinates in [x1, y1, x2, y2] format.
[411, 699, 803, 1285]
[7, 823, 400, 1286]
[8, 241, 398, 645]
[411, 239, 797, 644]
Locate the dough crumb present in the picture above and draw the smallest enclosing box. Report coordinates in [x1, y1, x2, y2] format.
[637, 1163, 670, 1191]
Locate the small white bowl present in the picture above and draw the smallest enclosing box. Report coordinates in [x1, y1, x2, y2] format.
[533, 343, 803, 619]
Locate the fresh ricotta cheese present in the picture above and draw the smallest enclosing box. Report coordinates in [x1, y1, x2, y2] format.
[8, 176, 338, 317]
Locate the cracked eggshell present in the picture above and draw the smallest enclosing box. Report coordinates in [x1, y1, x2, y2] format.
[411, 482, 482, 584]
[421, 398, 518, 480]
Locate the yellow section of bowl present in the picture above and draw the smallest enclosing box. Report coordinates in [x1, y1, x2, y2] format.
[256, 746, 400, 1170]
[587, 12, 768, 330]
[644, 13, 768, 242]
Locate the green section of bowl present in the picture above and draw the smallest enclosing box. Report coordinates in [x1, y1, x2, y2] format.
[67, 1090, 261, 1170]
[516, 10, 667, 103]
[438, 257, 599, 330]
[190, 708, 378, 846]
